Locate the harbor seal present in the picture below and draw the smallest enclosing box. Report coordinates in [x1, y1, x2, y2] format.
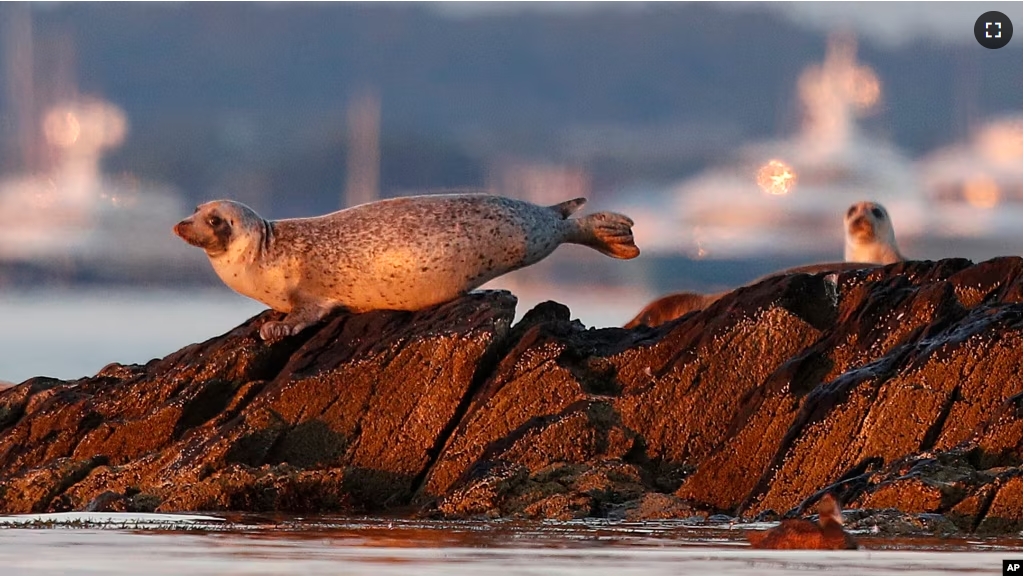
[623, 292, 718, 329]
[622, 262, 875, 329]
[844, 200, 904, 265]
[174, 192, 639, 341]
[747, 493, 858, 550]
[625, 200, 905, 329]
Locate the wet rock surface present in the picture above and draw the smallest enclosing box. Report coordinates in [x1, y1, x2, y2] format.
[0, 258, 1020, 535]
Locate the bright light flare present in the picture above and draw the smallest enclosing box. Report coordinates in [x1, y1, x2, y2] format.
[756, 160, 798, 196]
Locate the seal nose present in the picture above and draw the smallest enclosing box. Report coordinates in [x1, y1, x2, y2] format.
[173, 221, 189, 238]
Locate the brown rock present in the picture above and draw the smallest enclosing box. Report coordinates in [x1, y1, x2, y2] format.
[622, 492, 696, 521]
[0, 291, 515, 514]
[0, 258, 1019, 536]
[522, 493, 593, 521]
[976, 472, 1023, 535]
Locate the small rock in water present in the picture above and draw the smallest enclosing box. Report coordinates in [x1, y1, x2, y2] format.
[85, 491, 128, 513]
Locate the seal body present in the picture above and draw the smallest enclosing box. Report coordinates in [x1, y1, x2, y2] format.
[623, 292, 717, 329]
[622, 262, 878, 329]
[747, 493, 858, 550]
[174, 192, 639, 340]
[844, 201, 903, 265]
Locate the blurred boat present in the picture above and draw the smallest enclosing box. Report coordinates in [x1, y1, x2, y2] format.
[0, 98, 201, 285]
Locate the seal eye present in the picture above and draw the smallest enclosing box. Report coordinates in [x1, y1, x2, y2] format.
[208, 215, 224, 228]
[871, 207, 884, 219]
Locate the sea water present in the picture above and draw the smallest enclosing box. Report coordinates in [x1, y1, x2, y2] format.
[0, 285, 650, 384]
[0, 288, 267, 383]
[0, 514, 1018, 575]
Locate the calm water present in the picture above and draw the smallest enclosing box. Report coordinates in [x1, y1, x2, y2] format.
[0, 285, 650, 384]
[0, 288, 266, 383]
[0, 513, 1019, 575]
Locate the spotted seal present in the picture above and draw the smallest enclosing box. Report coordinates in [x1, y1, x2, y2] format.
[174, 192, 639, 341]
[625, 200, 905, 329]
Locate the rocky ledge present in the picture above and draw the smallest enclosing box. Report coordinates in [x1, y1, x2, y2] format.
[0, 257, 1020, 535]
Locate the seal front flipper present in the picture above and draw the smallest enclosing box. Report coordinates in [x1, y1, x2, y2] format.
[259, 302, 336, 342]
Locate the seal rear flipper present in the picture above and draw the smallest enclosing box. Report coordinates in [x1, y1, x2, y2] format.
[569, 211, 640, 259]
[548, 197, 587, 219]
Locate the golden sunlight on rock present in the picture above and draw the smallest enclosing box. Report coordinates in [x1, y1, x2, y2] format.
[756, 159, 797, 196]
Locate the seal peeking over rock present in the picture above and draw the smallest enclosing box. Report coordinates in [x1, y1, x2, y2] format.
[624, 200, 906, 329]
[747, 493, 859, 550]
[174, 192, 639, 341]
[844, 200, 904, 265]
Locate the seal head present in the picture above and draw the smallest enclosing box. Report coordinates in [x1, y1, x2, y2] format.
[843, 201, 903, 265]
[173, 200, 268, 259]
[174, 200, 296, 329]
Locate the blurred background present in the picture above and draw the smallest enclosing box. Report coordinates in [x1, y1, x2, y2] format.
[0, 2, 1021, 382]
